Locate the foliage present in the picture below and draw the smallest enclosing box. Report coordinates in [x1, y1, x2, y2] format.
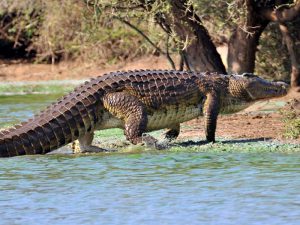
[0, 0, 42, 57]
[33, 0, 156, 64]
[0, 0, 156, 63]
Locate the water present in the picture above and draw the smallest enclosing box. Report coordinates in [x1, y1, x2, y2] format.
[1, 95, 300, 225]
[0, 94, 60, 127]
[0, 153, 300, 225]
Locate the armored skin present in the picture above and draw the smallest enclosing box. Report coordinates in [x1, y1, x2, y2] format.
[0, 70, 288, 157]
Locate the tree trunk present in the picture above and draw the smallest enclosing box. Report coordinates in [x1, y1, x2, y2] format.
[227, 0, 269, 73]
[279, 23, 300, 88]
[165, 0, 226, 73]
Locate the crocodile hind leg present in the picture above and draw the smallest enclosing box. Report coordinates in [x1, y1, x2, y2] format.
[77, 131, 105, 153]
[164, 124, 180, 141]
[103, 92, 152, 145]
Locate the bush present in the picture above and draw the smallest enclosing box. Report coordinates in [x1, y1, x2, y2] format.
[0, 0, 156, 64]
[281, 99, 300, 139]
[33, 0, 154, 64]
[0, 0, 42, 58]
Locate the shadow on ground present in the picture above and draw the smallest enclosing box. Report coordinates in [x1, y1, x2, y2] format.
[175, 138, 272, 147]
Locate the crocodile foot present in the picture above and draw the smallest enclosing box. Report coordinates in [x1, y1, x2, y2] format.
[142, 134, 168, 150]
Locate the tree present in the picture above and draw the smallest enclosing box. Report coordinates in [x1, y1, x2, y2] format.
[86, 0, 300, 89]
[155, 0, 226, 73]
[227, 0, 269, 74]
[227, 0, 300, 88]
[85, 0, 226, 73]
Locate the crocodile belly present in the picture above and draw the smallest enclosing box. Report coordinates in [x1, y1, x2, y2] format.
[146, 104, 202, 131]
[96, 104, 202, 131]
[96, 112, 124, 129]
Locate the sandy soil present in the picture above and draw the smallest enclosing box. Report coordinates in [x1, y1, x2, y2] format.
[0, 46, 228, 81]
[186, 90, 300, 143]
[180, 112, 298, 143]
[0, 56, 173, 81]
[0, 56, 299, 144]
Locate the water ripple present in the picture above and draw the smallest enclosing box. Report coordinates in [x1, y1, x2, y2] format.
[0, 152, 300, 225]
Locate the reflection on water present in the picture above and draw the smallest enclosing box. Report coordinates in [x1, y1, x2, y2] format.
[0, 153, 300, 225]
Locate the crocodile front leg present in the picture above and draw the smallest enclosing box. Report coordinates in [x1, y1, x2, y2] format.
[203, 92, 220, 142]
[103, 92, 149, 144]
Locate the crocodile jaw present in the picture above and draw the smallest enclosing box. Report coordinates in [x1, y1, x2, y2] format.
[229, 74, 289, 101]
[246, 80, 289, 100]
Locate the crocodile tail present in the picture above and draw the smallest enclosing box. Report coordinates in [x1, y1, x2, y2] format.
[0, 126, 46, 157]
[0, 112, 75, 157]
[0, 94, 101, 157]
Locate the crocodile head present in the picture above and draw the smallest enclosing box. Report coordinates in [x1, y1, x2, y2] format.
[228, 73, 289, 101]
[221, 73, 289, 113]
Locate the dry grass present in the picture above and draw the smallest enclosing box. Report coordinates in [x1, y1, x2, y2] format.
[0, 0, 154, 64]
[280, 98, 300, 139]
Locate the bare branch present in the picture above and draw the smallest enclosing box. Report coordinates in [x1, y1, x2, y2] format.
[262, 1, 300, 22]
[84, 1, 143, 12]
[114, 16, 162, 53]
[114, 16, 176, 69]
[179, 53, 184, 71]
[165, 33, 176, 70]
[84, 1, 177, 69]
[181, 50, 191, 71]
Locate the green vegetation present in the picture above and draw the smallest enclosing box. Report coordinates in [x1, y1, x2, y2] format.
[281, 104, 300, 139]
[90, 128, 300, 154]
[283, 117, 300, 139]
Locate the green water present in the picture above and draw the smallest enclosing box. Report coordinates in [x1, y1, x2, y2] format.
[0, 94, 61, 127]
[1, 94, 300, 224]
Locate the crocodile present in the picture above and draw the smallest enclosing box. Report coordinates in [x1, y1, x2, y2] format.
[0, 70, 288, 157]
